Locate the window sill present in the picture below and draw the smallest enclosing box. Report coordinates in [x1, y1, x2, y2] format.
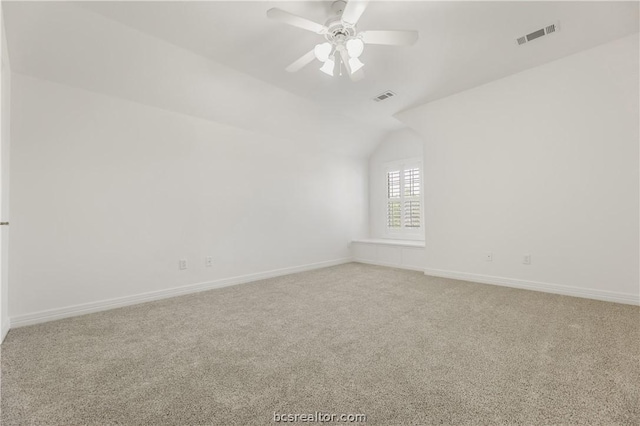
[351, 238, 425, 248]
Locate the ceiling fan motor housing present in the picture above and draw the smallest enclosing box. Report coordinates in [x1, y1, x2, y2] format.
[325, 19, 356, 44]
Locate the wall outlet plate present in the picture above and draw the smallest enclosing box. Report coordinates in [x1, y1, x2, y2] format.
[523, 254, 531, 265]
[179, 259, 188, 270]
[205, 256, 213, 267]
[485, 253, 493, 262]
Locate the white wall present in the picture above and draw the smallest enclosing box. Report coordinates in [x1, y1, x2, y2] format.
[368, 129, 423, 239]
[3, 2, 384, 159]
[1, 10, 11, 341]
[397, 34, 639, 304]
[9, 73, 368, 322]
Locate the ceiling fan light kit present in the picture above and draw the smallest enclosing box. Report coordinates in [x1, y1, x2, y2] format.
[267, 0, 419, 81]
[319, 57, 336, 76]
[314, 42, 333, 62]
[346, 38, 364, 58]
[349, 57, 364, 73]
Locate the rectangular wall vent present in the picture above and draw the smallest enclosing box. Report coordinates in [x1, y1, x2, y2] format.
[373, 91, 396, 102]
[516, 21, 560, 46]
[526, 28, 545, 42]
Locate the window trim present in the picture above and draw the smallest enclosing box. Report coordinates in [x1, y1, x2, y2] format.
[383, 158, 424, 241]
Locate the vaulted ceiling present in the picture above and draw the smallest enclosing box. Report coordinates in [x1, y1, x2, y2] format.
[3, 1, 639, 156]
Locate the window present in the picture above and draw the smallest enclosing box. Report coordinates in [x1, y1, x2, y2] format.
[385, 160, 422, 238]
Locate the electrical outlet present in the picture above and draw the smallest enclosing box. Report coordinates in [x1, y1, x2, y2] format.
[179, 259, 188, 270]
[523, 254, 531, 265]
[205, 256, 213, 267]
[485, 252, 493, 262]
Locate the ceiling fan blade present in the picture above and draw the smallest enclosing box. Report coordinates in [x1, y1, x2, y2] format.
[341, 0, 369, 25]
[285, 49, 317, 73]
[267, 8, 327, 34]
[361, 30, 419, 46]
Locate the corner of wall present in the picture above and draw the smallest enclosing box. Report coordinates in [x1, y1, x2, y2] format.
[1, 318, 9, 343]
[0, 6, 11, 345]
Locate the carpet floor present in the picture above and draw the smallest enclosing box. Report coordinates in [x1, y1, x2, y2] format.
[1, 263, 639, 425]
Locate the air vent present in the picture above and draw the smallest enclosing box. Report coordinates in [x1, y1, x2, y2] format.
[516, 21, 560, 46]
[526, 28, 545, 42]
[373, 91, 396, 102]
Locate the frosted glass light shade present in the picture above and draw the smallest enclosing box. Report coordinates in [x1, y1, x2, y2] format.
[314, 43, 333, 62]
[348, 57, 364, 73]
[346, 38, 364, 58]
[320, 58, 335, 76]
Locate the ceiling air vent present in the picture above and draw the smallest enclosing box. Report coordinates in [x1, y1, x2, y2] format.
[516, 21, 560, 46]
[373, 91, 396, 102]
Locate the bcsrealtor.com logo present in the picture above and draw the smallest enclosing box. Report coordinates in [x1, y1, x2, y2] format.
[273, 412, 367, 423]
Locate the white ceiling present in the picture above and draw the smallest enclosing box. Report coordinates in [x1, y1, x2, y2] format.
[4, 1, 639, 156]
[79, 1, 639, 124]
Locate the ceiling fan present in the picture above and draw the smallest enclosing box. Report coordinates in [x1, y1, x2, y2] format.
[267, 0, 419, 81]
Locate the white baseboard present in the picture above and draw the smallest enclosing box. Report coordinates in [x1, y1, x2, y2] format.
[423, 267, 639, 306]
[354, 259, 425, 272]
[10, 258, 352, 328]
[1, 318, 9, 344]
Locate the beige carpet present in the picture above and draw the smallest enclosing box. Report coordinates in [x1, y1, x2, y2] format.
[1, 263, 639, 425]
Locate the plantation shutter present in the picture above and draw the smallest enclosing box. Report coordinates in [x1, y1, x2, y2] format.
[403, 167, 421, 228]
[386, 161, 422, 235]
[387, 170, 401, 228]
